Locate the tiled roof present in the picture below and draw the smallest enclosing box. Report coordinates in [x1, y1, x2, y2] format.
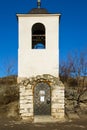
[29, 8, 49, 14]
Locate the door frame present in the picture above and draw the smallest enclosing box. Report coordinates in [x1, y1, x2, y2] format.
[33, 81, 51, 116]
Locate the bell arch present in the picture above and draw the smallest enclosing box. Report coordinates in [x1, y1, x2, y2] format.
[32, 23, 46, 49]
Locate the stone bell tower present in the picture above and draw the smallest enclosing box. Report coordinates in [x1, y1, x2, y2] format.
[17, 0, 65, 122]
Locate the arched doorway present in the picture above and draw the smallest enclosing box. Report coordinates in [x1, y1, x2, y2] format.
[34, 82, 51, 115]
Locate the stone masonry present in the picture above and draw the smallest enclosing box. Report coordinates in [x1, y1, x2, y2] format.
[18, 74, 65, 122]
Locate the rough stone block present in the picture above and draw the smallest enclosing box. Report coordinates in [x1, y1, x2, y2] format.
[21, 113, 33, 117]
[22, 116, 33, 121]
[27, 108, 33, 113]
[20, 109, 26, 114]
[58, 104, 64, 108]
[20, 100, 28, 104]
[25, 90, 32, 94]
[58, 100, 65, 104]
[52, 104, 59, 108]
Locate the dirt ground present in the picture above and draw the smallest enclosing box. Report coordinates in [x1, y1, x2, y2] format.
[0, 117, 87, 130]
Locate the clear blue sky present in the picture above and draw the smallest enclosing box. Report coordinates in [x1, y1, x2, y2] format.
[0, 0, 87, 77]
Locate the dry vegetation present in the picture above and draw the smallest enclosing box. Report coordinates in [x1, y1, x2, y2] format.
[60, 51, 87, 119]
[0, 76, 19, 119]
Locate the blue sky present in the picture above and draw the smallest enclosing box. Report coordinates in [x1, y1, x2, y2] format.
[0, 0, 87, 77]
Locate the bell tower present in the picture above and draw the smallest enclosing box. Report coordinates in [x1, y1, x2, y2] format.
[17, 2, 60, 78]
[17, 1, 65, 122]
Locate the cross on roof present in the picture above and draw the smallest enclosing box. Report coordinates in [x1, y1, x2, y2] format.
[37, 0, 41, 8]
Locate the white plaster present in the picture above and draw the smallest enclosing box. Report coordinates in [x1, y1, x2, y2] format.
[18, 15, 60, 78]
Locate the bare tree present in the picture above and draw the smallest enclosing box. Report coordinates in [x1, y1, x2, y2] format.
[60, 50, 87, 108]
[60, 50, 87, 89]
[0, 58, 17, 77]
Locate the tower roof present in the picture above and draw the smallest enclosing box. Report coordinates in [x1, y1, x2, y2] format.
[29, 8, 49, 14]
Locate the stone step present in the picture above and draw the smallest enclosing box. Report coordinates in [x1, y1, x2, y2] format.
[34, 116, 63, 123]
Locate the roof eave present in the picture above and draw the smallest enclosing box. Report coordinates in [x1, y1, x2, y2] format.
[16, 14, 61, 17]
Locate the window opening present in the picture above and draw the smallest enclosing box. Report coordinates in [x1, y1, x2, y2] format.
[32, 23, 46, 49]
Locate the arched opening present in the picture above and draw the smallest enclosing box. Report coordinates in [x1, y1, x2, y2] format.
[34, 82, 51, 115]
[32, 23, 46, 49]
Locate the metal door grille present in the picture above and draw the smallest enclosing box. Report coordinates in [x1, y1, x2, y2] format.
[34, 82, 51, 115]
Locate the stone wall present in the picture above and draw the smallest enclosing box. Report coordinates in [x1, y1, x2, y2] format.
[18, 74, 65, 122]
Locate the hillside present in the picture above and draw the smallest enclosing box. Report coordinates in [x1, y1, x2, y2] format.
[0, 76, 87, 120]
